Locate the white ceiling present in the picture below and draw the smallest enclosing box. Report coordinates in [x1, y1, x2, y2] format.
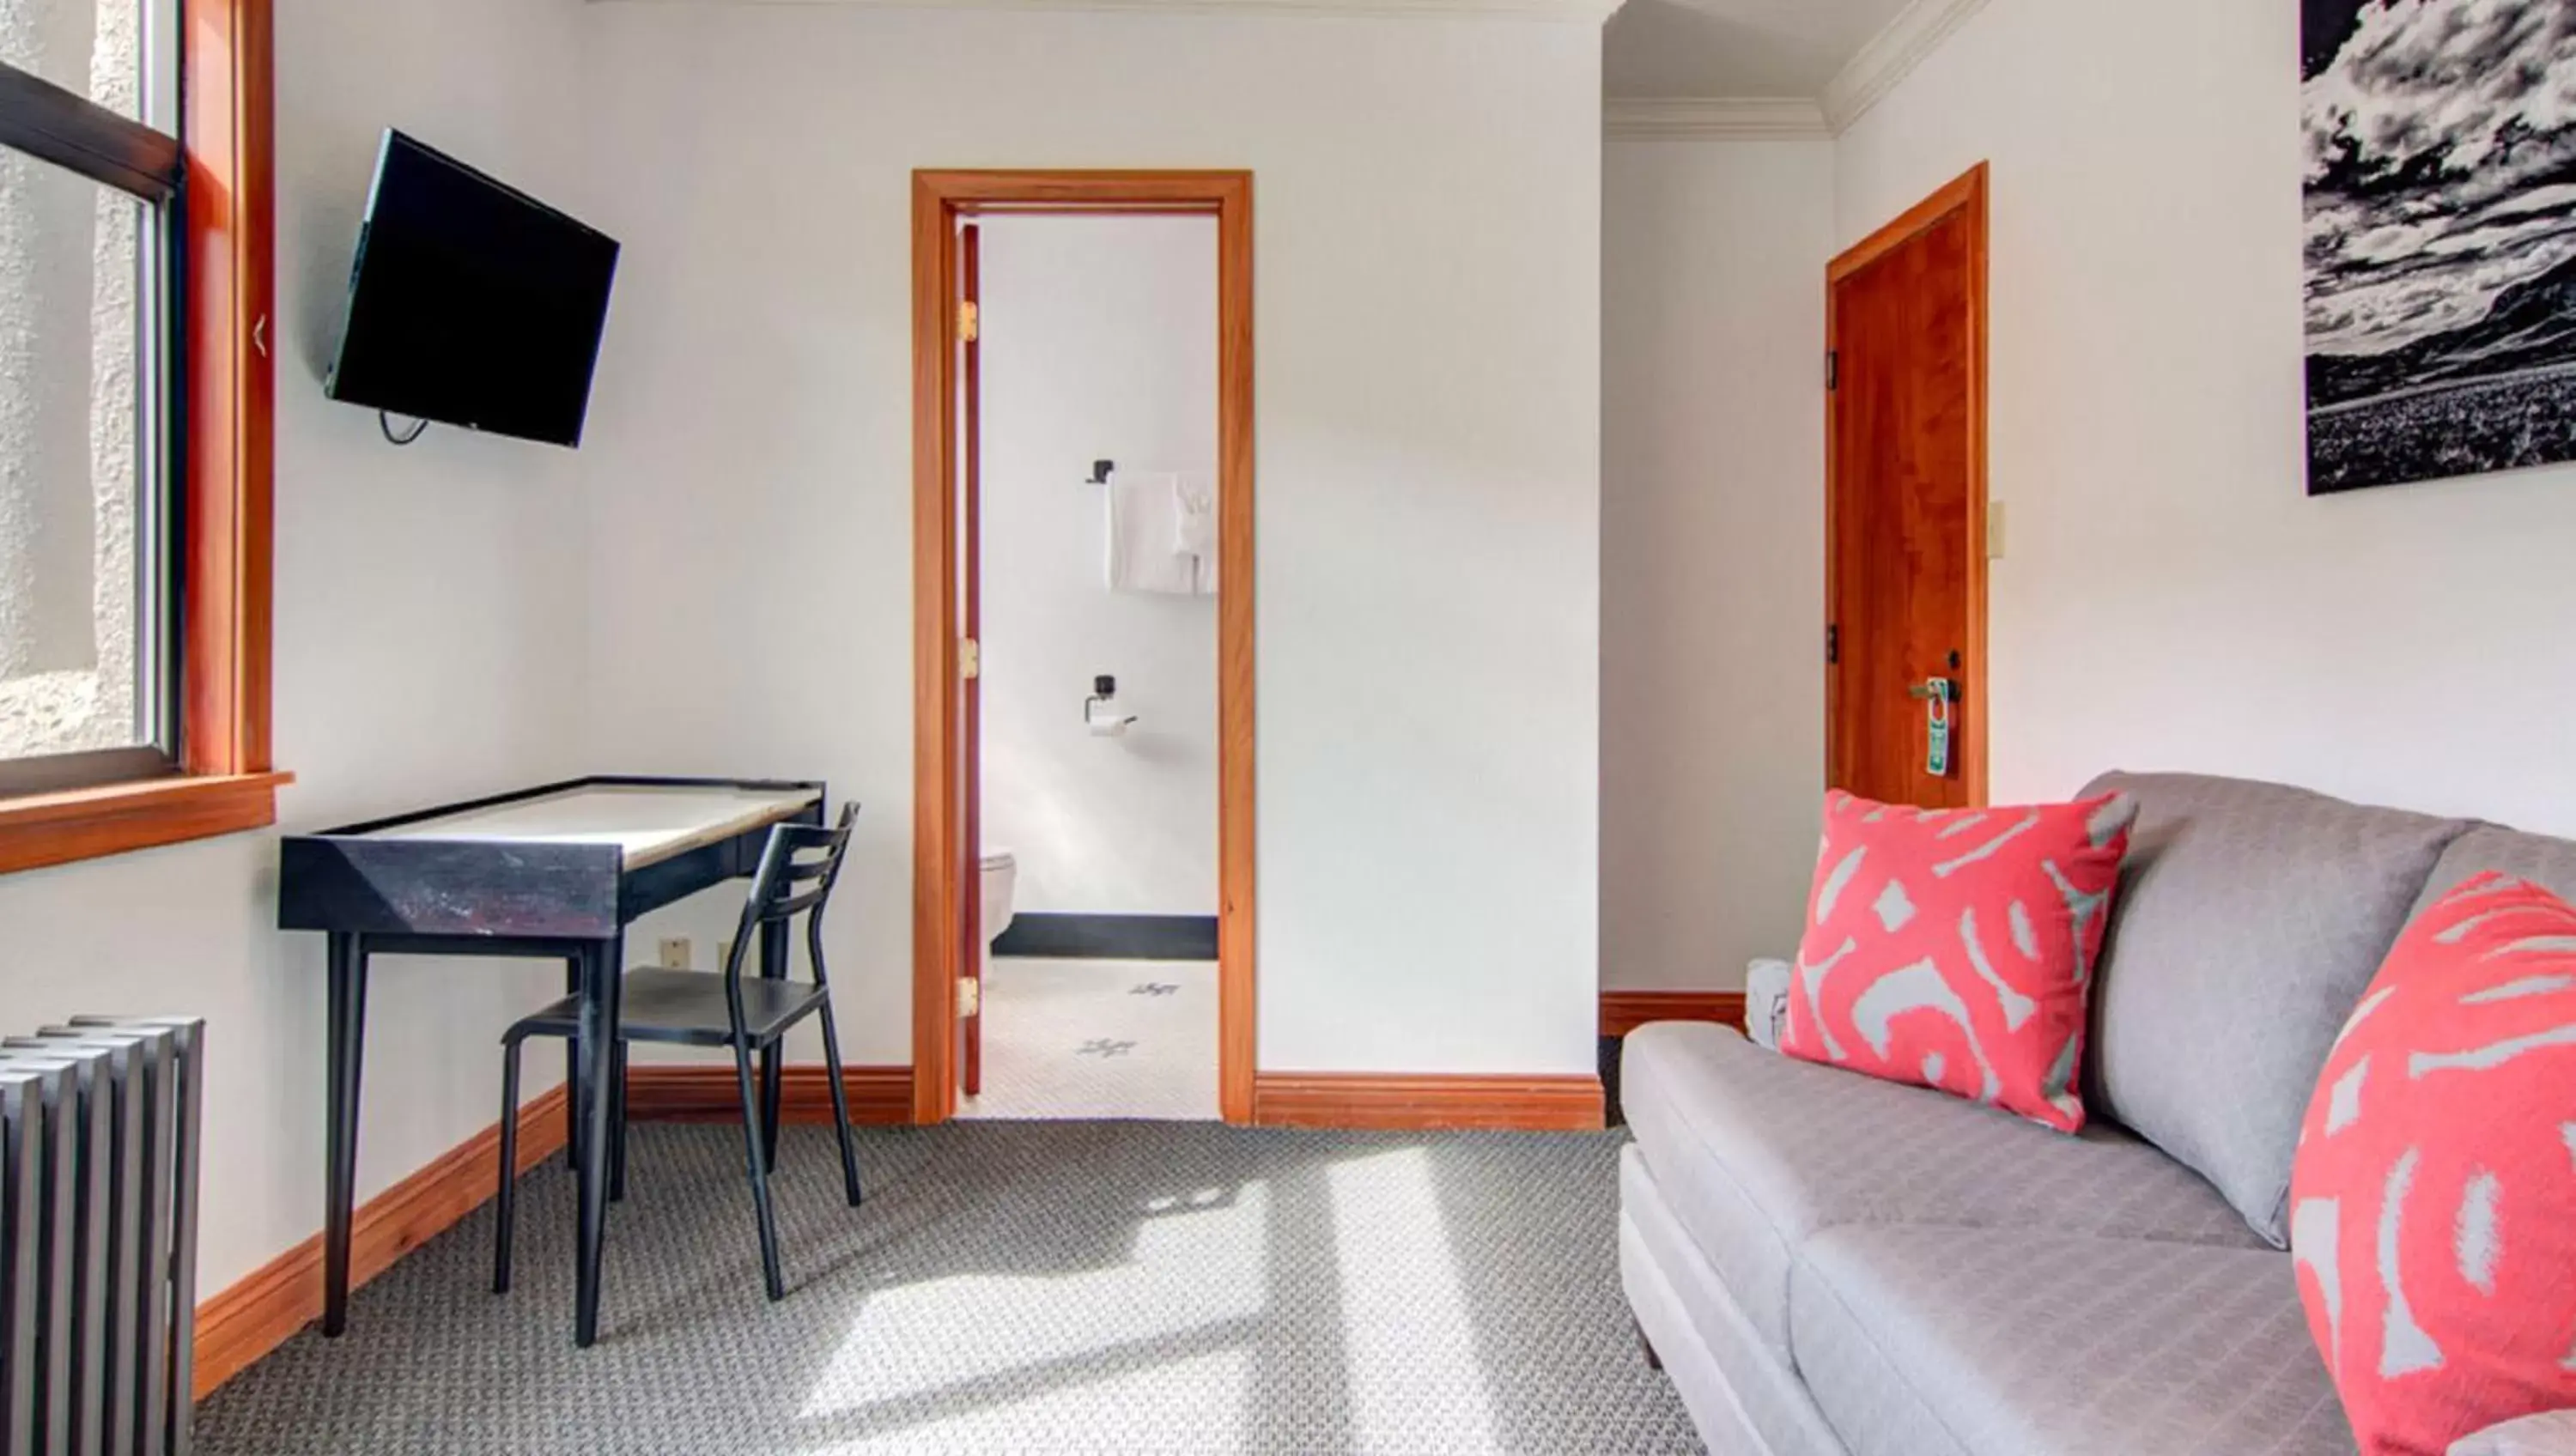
[1604, 0, 1915, 100]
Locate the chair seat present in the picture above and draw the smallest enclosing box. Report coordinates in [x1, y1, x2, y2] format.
[506, 968, 830, 1048]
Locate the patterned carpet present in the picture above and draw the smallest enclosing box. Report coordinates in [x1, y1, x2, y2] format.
[197, 1121, 1702, 1455]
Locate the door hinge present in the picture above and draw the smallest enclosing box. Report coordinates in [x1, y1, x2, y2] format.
[1826, 350, 1839, 391]
[960, 637, 981, 680]
[1826, 623, 1840, 666]
[958, 300, 980, 343]
[957, 975, 981, 1017]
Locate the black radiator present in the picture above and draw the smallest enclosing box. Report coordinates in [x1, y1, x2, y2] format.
[2, 1017, 205, 1456]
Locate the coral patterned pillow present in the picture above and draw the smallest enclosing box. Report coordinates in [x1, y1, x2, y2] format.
[1780, 790, 2136, 1131]
[2290, 873, 2576, 1456]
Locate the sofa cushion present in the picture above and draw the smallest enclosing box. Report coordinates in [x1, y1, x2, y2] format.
[2409, 824, 2576, 917]
[1619, 1023, 2263, 1360]
[1790, 1225, 2356, 1456]
[1619, 1145, 1854, 1456]
[1783, 790, 2137, 1131]
[2081, 771, 2474, 1247]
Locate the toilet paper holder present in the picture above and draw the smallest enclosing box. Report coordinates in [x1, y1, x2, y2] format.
[1084, 675, 1139, 736]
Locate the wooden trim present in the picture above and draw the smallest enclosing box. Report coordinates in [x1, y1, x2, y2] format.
[0, 771, 290, 874]
[182, 0, 276, 780]
[0, 0, 280, 874]
[623, 1065, 915, 1124]
[912, 170, 1257, 1125]
[192, 1083, 568, 1398]
[910, 174, 961, 1124]
[1599, 991, 1749, 1039]
[1827, 162, 1987, 286]
[1213, 175, 1257, 1127]
[1824, 162, 1990, 808]
[1252, 1074, 1605, 1132]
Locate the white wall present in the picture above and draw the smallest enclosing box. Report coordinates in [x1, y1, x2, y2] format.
[978, 216, 1219, 919]
[1601, 137, 1833, 992]
[0, 0, 598, 1294]
[1836, 0, 2576, 837]
[581, 4, 1605, 1077]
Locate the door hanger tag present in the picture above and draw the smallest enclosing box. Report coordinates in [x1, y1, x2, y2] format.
[1925, 677, 1953, 780]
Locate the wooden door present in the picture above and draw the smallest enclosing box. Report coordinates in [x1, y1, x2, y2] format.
[1826, 167, 1988, 809]
[959, 223, 985, 1096]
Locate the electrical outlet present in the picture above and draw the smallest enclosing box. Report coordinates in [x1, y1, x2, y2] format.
[658, 937, 692, 969]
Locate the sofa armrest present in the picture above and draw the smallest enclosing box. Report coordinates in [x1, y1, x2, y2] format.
[1746, 958, 1792, 1050]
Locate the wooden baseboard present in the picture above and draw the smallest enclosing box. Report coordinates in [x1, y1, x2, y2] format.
[1251, 1073, 1605, 1131]
[192, 1083, 569, 1399]
[623, 1064, 914, 1125]
[1599, 991, 1749, 1039]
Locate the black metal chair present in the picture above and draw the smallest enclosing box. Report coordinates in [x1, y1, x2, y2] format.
[494, 802, 865, 1302]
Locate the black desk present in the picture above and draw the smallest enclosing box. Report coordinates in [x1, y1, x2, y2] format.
[277, 775, 825, 1347]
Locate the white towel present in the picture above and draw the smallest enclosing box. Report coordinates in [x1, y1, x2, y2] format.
[1106, 472, 1197, 594]
[1172, 472, 1218, 596]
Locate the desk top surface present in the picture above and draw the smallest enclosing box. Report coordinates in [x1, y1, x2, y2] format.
[363, 784, 822, 869]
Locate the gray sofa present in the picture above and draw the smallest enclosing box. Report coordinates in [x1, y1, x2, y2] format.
[1619, 772, 2576, 1456]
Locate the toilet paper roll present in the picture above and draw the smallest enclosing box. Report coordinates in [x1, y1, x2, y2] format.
[1088, 714, 1139, 737]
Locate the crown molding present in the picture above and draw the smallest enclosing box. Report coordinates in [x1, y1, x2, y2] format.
[588, 0, 1630, 21]
[1604, 96, 1830, 141]
[1820, 0, 1990, 134]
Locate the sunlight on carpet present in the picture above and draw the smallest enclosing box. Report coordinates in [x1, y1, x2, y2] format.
[192, 1123, 1705, 1455]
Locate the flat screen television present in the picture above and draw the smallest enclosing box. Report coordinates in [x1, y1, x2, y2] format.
[325, 130, 620, 448]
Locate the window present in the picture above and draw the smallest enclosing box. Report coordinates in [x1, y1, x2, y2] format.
[0, 0, 281, 873]
[1, 0, 178, 793]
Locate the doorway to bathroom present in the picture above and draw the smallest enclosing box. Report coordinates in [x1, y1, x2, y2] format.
[910, 171, 1255, 1126]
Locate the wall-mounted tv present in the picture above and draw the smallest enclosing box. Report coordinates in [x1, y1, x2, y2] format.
[325, 130, 620, 448]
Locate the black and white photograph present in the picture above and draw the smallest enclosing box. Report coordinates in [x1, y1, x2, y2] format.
[2304, 0, 2576, 494]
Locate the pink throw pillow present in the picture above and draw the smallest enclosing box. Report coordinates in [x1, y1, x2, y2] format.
[2291, 873, 2576, 1456]
[1780, 789, 2135, 1131]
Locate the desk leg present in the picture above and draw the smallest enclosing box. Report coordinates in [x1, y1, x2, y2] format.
[573, 936, 621, 1347]
[322, 932, 368, 1337]
[757, 916, 786, 1168]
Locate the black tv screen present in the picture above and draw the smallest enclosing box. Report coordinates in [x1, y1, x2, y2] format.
[325, 130, 619, 448]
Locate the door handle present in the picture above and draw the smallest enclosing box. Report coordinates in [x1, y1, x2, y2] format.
[1907, 677, 1955, 703]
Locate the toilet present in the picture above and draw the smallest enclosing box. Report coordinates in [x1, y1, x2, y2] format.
[979, 846, 1018, 949]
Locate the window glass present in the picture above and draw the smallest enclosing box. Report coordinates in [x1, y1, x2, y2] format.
[0, 147, 160, 762]
[0, 0, 153, 120]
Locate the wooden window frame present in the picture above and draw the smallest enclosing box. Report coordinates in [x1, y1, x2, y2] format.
[0, 0, 287, 876]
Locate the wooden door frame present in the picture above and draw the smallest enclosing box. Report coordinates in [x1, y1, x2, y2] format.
[911, 170, 1257, 1125]
[1825, 162, 1990, 807]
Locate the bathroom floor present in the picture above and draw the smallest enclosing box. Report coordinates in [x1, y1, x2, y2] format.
[957, 957, 1220, 1120]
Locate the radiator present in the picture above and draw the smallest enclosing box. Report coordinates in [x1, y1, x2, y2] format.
[2, 1018, 204, 1456]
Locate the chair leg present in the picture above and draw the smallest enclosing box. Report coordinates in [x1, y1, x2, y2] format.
[563, 956, 582, 1173]
[610, 1041, 629, 1204]
[495, 1038, 523, 1295]
[815, 1000, 865, 1207]
[729, 1038, 787, 1301]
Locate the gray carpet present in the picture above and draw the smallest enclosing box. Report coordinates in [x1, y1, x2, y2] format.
[197, 1122, 1703, 1455]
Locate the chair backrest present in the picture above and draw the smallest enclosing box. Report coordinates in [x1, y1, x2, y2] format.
[721, 802, 860, 986]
